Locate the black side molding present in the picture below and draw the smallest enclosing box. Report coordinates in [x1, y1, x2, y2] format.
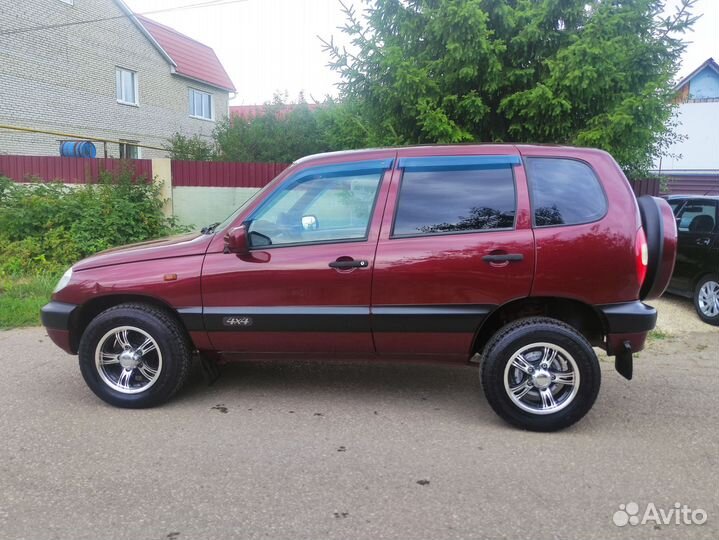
[179, 305, 495, 333]
[597, 301, 657, 334]
[41, 302, 78, 330]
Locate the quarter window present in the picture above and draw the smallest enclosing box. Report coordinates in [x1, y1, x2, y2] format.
[392, 167, 516, 237]
[189, 89, 214, 120]
[526, 158, 607, 227]
[247, 172, 383, 247]
[116, 68, 138, 105]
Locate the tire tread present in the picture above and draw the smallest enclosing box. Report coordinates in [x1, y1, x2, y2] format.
[78, 302, 193, 408]
[480, 317, 601, 431]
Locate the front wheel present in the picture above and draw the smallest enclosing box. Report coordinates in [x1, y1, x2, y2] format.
[78, 303, 192, 408]
[480, 317, 601, 431]
[694, 274, 719, 326]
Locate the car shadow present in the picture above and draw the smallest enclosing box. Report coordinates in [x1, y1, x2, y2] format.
[180, 357, 496, 425]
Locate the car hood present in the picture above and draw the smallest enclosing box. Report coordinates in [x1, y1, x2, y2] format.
[73, 232, 213, 271]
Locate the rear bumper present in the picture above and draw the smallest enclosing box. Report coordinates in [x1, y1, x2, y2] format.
[597, 301, 656, 355]
[598, 301, 657, 334]
[41, 302, 78, 354]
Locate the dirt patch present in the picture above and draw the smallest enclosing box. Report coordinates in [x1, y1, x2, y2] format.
[652, 294, 719, 335]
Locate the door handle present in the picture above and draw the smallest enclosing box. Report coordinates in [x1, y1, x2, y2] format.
[329, 259, 369, 269]
[696, 238, 711, 246]
[482, 253, 524, 263]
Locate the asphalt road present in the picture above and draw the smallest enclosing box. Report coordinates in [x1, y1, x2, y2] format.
[1, 311, 717, 539]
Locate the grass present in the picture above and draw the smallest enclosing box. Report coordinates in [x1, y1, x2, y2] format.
[648, 328, 671, 341]
[0, 274, 57, 329]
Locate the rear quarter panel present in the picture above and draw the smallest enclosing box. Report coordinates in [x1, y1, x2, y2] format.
[518, 146, 642, 304]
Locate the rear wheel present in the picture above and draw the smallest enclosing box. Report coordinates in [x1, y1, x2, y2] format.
[480, 317, 601, 432]
[694, 274, 719, 326]
[78, 303, 192, 408]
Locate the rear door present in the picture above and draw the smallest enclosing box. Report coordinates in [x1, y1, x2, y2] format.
[673, 199, 719, 290]
[370, 153, 534, 358]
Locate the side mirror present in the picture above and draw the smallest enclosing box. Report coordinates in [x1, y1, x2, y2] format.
[301, 215, 319, 231]
[224, 225, 250, 255]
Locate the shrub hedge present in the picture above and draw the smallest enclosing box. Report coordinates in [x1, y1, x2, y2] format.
[0, 170, 186, 276]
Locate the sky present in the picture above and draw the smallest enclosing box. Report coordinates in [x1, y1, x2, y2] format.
[124, 0, 719, 105]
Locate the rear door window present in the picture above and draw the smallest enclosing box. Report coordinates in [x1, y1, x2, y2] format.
[392, 166, 516, 237]
[525, 158, 607, 227]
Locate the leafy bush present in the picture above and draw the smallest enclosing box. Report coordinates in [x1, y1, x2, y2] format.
[0, 169, 186, 276]
[213, 95, 332, 163]
[164, 132, 216, 161]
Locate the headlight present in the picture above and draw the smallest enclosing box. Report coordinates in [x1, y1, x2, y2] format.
[53, 267, 73, 293]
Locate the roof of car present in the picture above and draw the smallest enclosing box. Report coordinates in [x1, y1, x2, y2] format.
[667, 195, 719, 200]
[293, 143, 610, 165]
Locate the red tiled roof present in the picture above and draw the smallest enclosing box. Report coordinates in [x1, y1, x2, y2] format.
[230, 103, 320, 120]
[136, 15, 236, 92]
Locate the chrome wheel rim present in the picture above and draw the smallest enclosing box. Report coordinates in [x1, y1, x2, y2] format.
[698, 280, 719, 318]
[503, 342, 580, 415]
[94, 326, 162, 394]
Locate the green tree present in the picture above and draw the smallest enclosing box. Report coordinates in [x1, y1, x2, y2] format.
[321, 0, 697, 177]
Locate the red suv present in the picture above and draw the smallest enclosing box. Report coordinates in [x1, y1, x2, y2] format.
[41, 145, 677, 431]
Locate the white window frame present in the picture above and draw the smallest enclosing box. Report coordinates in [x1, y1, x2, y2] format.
[119, 141, 141, 159]
[189, 88, 215, 121]
[116, 67, 139, 106]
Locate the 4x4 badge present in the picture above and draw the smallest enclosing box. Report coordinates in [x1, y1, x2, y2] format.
[223, 316, 253, 328]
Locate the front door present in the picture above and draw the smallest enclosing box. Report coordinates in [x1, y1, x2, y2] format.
[673, 199, 718, 290]
[201, 158, 394, 354]
[370, 153, 535, 358]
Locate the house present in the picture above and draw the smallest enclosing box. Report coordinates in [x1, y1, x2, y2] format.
[655, 58, 719, 195]
[0, 0, 235, 159]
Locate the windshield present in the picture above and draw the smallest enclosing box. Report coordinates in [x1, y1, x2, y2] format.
[208, 187, 266, 234]
[207, 165, 298, 234]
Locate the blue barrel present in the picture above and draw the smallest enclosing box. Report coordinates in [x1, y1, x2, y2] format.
[60, 141, 97, 158]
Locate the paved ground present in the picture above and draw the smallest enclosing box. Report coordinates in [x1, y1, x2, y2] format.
[1, 295, 717, 540]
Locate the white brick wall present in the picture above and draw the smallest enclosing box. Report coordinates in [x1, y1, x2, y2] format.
[0, 0, 231, 158]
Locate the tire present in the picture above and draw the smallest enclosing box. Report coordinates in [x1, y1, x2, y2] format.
[78, 303, 192, 408]
[480, 317, 601, 432]
[694, 274, 719, 326]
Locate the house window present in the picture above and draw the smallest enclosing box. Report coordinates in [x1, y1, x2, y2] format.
[189, 88, 214, 120]
[116, 68, 138, 105]
[119, 141, 140, 159]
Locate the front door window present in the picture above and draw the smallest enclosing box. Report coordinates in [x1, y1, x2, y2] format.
[247, 172, 383, 247]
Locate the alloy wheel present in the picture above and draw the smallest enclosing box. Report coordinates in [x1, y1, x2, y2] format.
[503, 342, 580, 415]
[698, 280, 719, 318]
[94, 326, 163, 394]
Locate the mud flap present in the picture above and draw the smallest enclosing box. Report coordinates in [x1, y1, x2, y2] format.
[614, 340, 633, 380]
[200, 353, 221, 386]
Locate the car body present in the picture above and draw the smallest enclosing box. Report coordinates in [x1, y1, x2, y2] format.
[41, 144, 677, 431]
[666, 195, 719, 325]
